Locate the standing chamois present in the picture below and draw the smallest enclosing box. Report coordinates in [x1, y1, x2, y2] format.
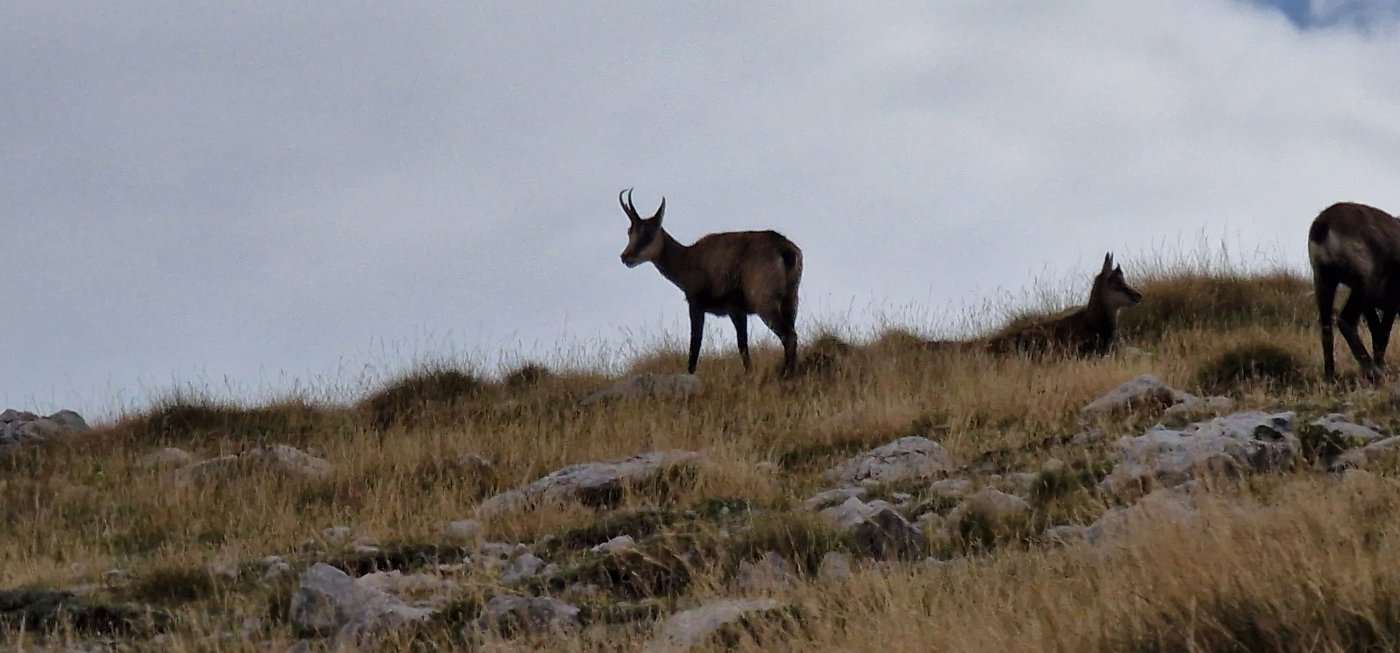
[617, 189, 803, 377]
[1307, 201, 1400, 380]
[985, 253, 1142, 357]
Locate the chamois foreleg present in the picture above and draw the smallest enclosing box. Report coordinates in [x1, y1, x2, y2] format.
[731, 313, 753, 373]
[1338, 290, 1378, 379]
[687, 302, 705, 374]
[1316, 275, 1339, 379]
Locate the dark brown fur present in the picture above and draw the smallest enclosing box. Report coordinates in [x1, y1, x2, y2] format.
[618, 189, 803, 376]
[984, 253, 1142, 357]
[1307, 201, 1400, 379]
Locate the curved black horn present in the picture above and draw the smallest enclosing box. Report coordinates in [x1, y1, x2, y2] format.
[619, 187, 639, 222]
[653, 196, 666, 222]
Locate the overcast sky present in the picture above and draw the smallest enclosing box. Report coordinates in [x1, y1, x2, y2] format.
[5, 1, 1400, 418]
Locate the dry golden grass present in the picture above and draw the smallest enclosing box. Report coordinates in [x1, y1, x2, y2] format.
[9, 254, 1400, 651]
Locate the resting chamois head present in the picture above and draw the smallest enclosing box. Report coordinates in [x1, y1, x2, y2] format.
[1092, 253, 1143, 311]
[618, 188, 666, 268]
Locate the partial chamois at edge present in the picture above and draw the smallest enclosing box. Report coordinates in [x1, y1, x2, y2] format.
[616, 188, 803, 377]
[1307, 201, 1400, 380]
[984, 252, 1143, 357]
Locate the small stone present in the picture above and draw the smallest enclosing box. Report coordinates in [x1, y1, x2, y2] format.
[102, 569, 128, 588]
[322, 525, 353, 542]
[590, 535, 637, 554]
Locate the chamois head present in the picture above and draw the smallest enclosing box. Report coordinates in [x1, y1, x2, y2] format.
[618, 188, 667, 268]
[1093, 253, 1142, 310]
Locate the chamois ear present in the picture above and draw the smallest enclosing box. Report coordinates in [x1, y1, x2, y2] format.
[652, 196, 666, 225]
[1101, 252, 1114, 274]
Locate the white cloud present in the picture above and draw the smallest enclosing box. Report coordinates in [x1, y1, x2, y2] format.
[4, 1, 1400, 415]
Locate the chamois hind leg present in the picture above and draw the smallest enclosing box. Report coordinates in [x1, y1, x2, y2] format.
[730, 313, 753, 373]
[1373, 307, 1398, 370]
[1338, 290, 1378, 380]
[760, 301, 799, 378]
[1316, 276, 1339, 379]
[687, 302, 705, 375]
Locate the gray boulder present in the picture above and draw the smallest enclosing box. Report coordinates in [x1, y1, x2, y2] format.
[289, 563, 434, 643]
[821, 436, 955, 487]
[1086, 489, 1199, 545]
[175, 445, 332, 484]
[1332, 436, 1400, 471]
[581, 374, 703, 405]
[478, 595, 580, 636]
[735, 551, 796, 592]
[853, 507, 928, 561]
[0, 408, 90, 451]
[646, 598, 784, 653]
[1081, 374, 1193, 418]
[498, 552, 547, 584]
[475, 449, 705, 517]
[1101, 411, 1297, 495]
[816, 552, 852, 583]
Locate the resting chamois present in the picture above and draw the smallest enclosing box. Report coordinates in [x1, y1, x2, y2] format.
[617, 189, 803, 377]
[1307, 201, 1400, 380]
[985, 253, 1142, 356]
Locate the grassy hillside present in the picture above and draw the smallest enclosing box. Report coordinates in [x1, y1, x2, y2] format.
[8, 256, 1400, 652]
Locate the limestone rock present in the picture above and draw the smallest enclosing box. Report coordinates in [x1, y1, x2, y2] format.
[1332, 436, 1400, 471]
[816, 552, 852, 583]
[289, 563, 434, 643]
[478, 595, 581, 636]
[1080, 374, 1193, 418]
[821, 436, 954, 487]
[475, 449, 705, 517]
[590, 535, 637, 555]
[1086, 489, 1198, 545]
[735, 551, 796, 592]
[1100, 411, 1297, 494]
[0, 408, 90, 451]
[853, 507, 928, 561]
[646, 598, 783, 653]
[499, 552, 547, 584]
[174, 445, 331, 484]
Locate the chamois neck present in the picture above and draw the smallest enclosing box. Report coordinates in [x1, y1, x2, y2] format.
[651, 230, 697, 290]
[1084, 284, 1118, 332]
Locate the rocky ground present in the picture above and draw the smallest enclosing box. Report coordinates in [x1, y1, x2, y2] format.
[5, 268, 1400, 651]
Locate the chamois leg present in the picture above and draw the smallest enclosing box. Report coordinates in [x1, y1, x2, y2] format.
[1337, 291, 1378, 379]
[687, 302, 705, 375]
[760, 307, 798, 378]
[1374, 308, 1398, 370]
[1316, 276, 1339, 379]
[730, 313, 753, 373]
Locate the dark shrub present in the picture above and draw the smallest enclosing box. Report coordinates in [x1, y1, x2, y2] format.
[1195, 342, 1304, 393]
